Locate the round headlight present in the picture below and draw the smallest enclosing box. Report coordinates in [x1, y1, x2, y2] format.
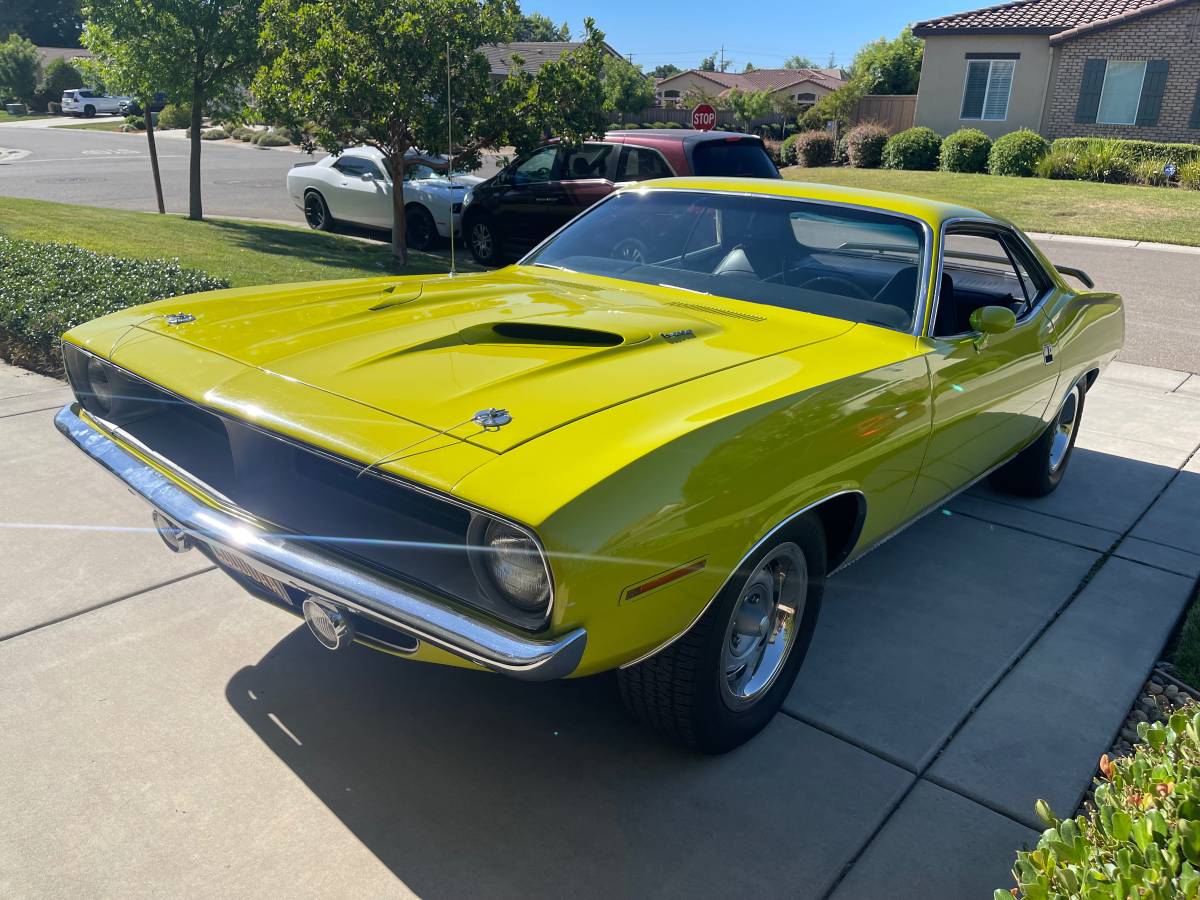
[86, 356, 113, 415]
[481, 519, 549, 612]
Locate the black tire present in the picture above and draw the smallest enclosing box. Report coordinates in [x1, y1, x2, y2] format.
[303, 191, 334, 232]
[990, 381, 1086, 498]
[405, 204, 438, 252]
[466, 214, 503, 267]
[618, 516, 826, 754]
[83, 104, 96, 118]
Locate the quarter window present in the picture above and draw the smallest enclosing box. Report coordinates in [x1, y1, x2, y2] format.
[1097, 61, 1147, 125]
[961, 59, 1015, 121]
[616, 146, 673, 181]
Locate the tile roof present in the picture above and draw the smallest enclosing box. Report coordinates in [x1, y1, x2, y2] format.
[482, 41, 620, 76]
[912, 0, 1186, 35]
[656, 67, 846, 93]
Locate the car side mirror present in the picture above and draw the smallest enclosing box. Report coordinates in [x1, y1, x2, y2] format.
[969, 305, 1016, 350]
[360, 172, 375, 181]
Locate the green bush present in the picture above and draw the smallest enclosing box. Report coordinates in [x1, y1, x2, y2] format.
[622, 122, 640, 129]
[779, 133, 800, 166]
[1000, 707, 1200, 899]
[0, 236, 228, 376]
[845, 123, 890, 169]
[33, 57, 82, 112]
[1135, 159, 1172, 187]
[939, 128, 992, 173]
[0, 34, 40, 106]
[665, 121, 682, 128]
[200, 127, 227, 140]
[253, 130, 290, 147]
[882, 126, 942, 171]
[1075, 141, 1134, 184]
[157, 103, 191, 130]
[605, 123, 621, 131]
[1180, 161, 1200, 191]
[651, 121, 666, 129]
[1035, 145, 1082, 180]
[988, 129, 1049, 177]
[1053, 137, 1200, 168]
[791, 130, 836, 167]
[123, 115, 146, 131]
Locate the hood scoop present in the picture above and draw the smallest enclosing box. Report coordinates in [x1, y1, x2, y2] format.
[472, 322, 627, 347]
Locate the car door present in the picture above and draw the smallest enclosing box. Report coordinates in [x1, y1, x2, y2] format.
[554, 143, 619, 230]
[494, 145, 564, 250]
[328, 156, 390, 228]
[906, 222, 1060, 515]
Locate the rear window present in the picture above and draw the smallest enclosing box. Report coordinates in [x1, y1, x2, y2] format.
[690, 139, 779, 179]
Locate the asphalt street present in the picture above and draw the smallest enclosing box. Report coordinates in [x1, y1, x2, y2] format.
[1, 121, 1196, 372]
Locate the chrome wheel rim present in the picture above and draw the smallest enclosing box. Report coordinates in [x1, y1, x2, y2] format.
[1048, 385, 1081, 474]
[304, 194, 325, 229]
[471, 223, 493, 259]
[720, 543, 807, 711]
[612, 239, 646, 264]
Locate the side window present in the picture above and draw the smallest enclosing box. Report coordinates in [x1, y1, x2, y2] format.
[936, 229, 1042, 337]
[616, 146, 673, 182]
[333, 156, 373, 177]
[510, 147, 560, 185]
[561, 144, 615, 181]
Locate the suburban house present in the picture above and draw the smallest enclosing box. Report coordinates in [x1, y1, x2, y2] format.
[653, 68, 846, 110]
[482, 41, 622, 83]
[913, 0, 1200, 143]
[34, 46, 93, 67]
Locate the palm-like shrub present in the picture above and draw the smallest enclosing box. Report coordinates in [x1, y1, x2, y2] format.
[881, 127, 942, 170]
[988, 129, 1049, 177]
[845, 123, 889, 168]
[939, 128, 992, 173]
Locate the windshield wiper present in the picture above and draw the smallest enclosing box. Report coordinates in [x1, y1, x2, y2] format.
[531, 263, 576, 273]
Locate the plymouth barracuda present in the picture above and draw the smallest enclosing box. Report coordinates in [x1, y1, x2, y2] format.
[56, 178, 1122, 752]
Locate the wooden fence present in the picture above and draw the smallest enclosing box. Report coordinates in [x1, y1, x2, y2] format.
[848, 95, 917, 133]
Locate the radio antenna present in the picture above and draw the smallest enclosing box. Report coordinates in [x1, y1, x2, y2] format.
[446, 40, 457, 277]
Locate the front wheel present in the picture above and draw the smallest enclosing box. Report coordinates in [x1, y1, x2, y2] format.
[466, 216, 502, 267]
[405, 204, 437, 252]
[990, 381, 1085, 497]
[617, 516, 826, 754]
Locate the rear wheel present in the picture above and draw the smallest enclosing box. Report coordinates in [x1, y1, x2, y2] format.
[618, 516, 826, 754]
[303, 191, 333, 232]
[405, 204, 437, 252]
[83, 104, 96, 118]
[990, 381, 1085, 497]
[466, 215, 502, 267]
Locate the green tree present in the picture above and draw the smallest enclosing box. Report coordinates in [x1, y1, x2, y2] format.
[82, 0, 260, 222]
[514, 12, 570, 41]
[602, 56, 654, 120]
[742, 61, 756, 73]
[650, 63, 680, 80]
[33, 57, 83, 111]
[849, 27, 922, 95]
[718, 87, 772, 131]
[0, 0, 83, 48]
[256, 0, 527, 263]
[783, 54, 817, 70]
[0, 33, 41, 105]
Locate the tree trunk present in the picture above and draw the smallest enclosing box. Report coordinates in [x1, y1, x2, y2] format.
[144, 98, 165, 214]
[389, 149, 408, 266]
[187, 80, 203, 221]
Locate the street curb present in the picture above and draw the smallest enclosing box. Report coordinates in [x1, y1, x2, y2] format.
[1028, 231, 1200, 255]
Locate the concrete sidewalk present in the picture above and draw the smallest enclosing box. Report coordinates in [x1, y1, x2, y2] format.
[1, 360, 1198, 898]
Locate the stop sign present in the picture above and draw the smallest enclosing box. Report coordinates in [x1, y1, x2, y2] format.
[691, 104, 717, 131]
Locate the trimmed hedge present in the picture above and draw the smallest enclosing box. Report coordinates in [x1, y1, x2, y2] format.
[790, 130, 836, 167]
[157, 102, 191, 130]
[1052, 137, 1200, 168]
[940, 128, 992, 174]
[0, 236, 228, 376]
[882, 127, 942, 171]
[254, 130, 290, 147]
[1001, 707, 1200, 899]
[989, 129, 1049, 177]
[780, 133, 800, 166]
[845, 123, 889, 169]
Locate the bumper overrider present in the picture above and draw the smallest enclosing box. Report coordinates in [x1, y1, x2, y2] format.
[55, 404, 586, 680]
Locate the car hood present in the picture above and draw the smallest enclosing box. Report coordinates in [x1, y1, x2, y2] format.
[132, 269, 854, 452]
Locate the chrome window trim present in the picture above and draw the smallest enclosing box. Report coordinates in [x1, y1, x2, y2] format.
[925, 215, 1057, 341]
[517, 186, 935, 337]
[64, 343, 557, 630]
[619, 489, 865, 669]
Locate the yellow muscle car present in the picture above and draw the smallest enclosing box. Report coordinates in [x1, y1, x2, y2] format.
[56, 178, 1123, 752]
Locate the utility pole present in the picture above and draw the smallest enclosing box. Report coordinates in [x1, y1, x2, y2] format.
[719, 45, 725, 72]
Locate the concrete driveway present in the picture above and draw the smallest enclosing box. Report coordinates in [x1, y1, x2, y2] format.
[2, 359, 1198, 898]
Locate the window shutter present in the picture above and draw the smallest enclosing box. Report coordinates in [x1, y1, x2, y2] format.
[961, 61, 989, 118]
[1190, 80, 1200, 129]
[1075, 58, 1107, 123]
[1137, 60, 1170, 126]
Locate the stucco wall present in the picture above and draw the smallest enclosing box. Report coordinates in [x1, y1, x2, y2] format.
[653, 73, 835, 107]
[915, 34, 1053, 137]
[1044, 2, 1200, 142]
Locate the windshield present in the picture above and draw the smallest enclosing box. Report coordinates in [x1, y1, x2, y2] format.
[524, 190, 927, 332]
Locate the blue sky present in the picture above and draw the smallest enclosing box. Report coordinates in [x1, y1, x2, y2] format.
[529, 0, 973, 71]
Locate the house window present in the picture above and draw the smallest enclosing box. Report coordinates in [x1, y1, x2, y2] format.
[1097, 61, 1147, 125]
[961, 59, 1015, 121]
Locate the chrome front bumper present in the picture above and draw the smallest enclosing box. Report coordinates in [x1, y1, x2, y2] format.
[55, 404, 586, 680]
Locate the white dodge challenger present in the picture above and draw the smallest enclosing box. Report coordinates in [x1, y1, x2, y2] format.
[287, 146, 482, 250]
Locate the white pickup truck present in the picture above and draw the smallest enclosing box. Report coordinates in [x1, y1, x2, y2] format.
[61, 89, 131, 118]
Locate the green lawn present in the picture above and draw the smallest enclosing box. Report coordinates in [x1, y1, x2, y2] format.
[0, 197, 472, 286]
[0, 111, 53, 123]
[782, 167, 1200, 247]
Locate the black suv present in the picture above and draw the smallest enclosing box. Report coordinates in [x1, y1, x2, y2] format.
[461, 130, 778, 265]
